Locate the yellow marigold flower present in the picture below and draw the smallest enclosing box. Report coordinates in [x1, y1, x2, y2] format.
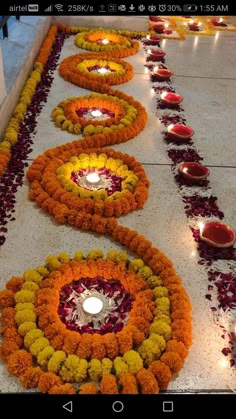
[149, 334, 166, 352]
[138, 266, 153, 279]
[113, 357, 129, 376]
[117, 251, 129, 262]
[15, 302, 34, 311]
[101, 358, 113, 377]
[88, 359, 102, 381]
[154, 297, 170, 315]
[74, 251, 84, 261]
[30, 337, 50, 356]
[74, 359, 88, 382]
[59, 366, 74, 382]
[37, 346, 55, 368]
[106, 250, 118, 262]
[84, 124, 96, 136]
[87, 249, 103, 260]
[65, 355, 80, 371]
[138, 339, 161, 365]
[23, 269, 42, 284]
[58, 252, 70, 263]
[15, 309, 36, 326]
[149, 321, 172, 341]
[123, 350, 143, 374]
[45, 256, 61, 271]
[36, 266, 49, 278]
[24, 329, 43, 349]
[48, 351, 66, 373]
[18, 321, 37, 336]
[22, 281, 39, 292]
[147, 275, 163, 288]
[153, 287, 169, 298]
[129, 259, 144, 273]
[153, 313, 171, 325]
[14, 290, 35, 304]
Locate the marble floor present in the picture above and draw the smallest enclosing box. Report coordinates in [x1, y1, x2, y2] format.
[0, 17, 236, 393]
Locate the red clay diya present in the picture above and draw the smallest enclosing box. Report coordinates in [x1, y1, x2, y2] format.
[154, 67, 173, 81]
[167, 124, 194, 140]
[199, 221, 236, 248]
[211, 17, 227, 27]
[161, 92, 183, 106]
[178, 162, 210, 184]
[188, 21, 201, 31]
[153, 23, 165, 33]
[148, 49, 166, 60]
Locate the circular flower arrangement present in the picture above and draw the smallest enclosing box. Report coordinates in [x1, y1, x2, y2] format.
[0, 249, 192, 394]
[52, 92, 147, 136]
[59, 54, 134, 87]
[27, 148, 150, 221]
[74, 30, 139, 57]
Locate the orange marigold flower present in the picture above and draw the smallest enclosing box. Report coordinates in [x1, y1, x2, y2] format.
[76, 333, 93, 359]
[79, 383, 98, 394]
[136, 368, 159, 394]
[63, 332, 81, 354]
[3, 327, 23, 346]
[160, 352, 183, 373]
[149, 360, 171, 390]
[119, 372, 138, 394]
[172, 329, 192, 347]
[38, 372, 63, 393]
[103, 333, 119, 359]
[0, 290, 15, 307]
[49, 384, 76, 394]
[91, 334, 106, 359]
[20, 367, 42, 389]
[1, 307, 16, 329]
[7, 350, 33, 376]
[166, 340, 188, 361]
[0, 340, 19, 362]
[100, 374, 119, 394]
[116, 330, 133, 354]
[50, 334, 65, 350]
[6, 277, 24, 293]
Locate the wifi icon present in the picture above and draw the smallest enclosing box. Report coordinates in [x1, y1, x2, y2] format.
[54, 4, 64, 12]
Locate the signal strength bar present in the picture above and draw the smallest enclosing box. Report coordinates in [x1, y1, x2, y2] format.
[44, 5, 53, 12]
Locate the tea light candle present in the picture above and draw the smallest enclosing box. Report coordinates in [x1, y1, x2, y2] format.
[97, 67, 109, 74]
[161, 92, 183, 106]
[154, 66, 173, 81]
[101, 39, 109, 45]
[83, 297, 103, 314]
[178, 162, 210, 184]
[199, 221, 236, 248]
[86, 172, 101, 184]
[91, 109, 102, 118]
[167, 124, 194, 140]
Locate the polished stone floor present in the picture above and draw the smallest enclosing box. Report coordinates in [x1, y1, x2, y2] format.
[0, 16, 235, 393]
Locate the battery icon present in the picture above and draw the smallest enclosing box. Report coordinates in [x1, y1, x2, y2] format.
[183, 4, 198, 12]
[28, 4, 39, 12]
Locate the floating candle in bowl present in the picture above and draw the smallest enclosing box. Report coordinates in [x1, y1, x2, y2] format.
[166, 124, 194, 140]
[91, 109, 102, 118]
[178, 162, 210, 184]
[86, 172, 101, 184]
[97, 67, 109, 74]
[83, 297, 103, 314]
[154, 66, 173, 81]
[161, 92, 183, 106]
[199, 221, 236, 248]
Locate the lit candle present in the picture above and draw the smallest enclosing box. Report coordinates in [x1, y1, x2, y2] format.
[97, 67, 108, 74]
[161, 91, 183, 106]
[146, 34, 150, 40]
[83, 297, 103, 314]
[86, 172, 101, 184]
[212, 17, 227, 27]
[91, 109, 102, 118]
[199, 221, 235, 248]
[101, 38, 109, 45]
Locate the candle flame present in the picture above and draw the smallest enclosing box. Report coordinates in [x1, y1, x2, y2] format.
[154, 66, 159, 72]
[164, 23, 169, 28]
[199, 222, 205, 236]
[198, 22, 202, 27]
[147, 49, 152, 54]
[146, 34, 150, 40]
[183, 168, 188, 174]
[161, 91, 168, 100]
[86, 172, 101, 184]
[101, 39, 109, 45]
[189, 19, 194, 24]
[219, 17, 223, 23]
[91, 109, 102, 117]
[167, 124, 174, 131]
[97, 67, 108, 74]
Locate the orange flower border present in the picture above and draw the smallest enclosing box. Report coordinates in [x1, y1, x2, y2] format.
[59, 53, 134, 87]
[0, 248, 191, 394]
[27, 147, 150, 220]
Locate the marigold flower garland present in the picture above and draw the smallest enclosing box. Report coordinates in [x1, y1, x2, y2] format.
[0, 24, 192, 393]
[0, 249, 191, 393]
